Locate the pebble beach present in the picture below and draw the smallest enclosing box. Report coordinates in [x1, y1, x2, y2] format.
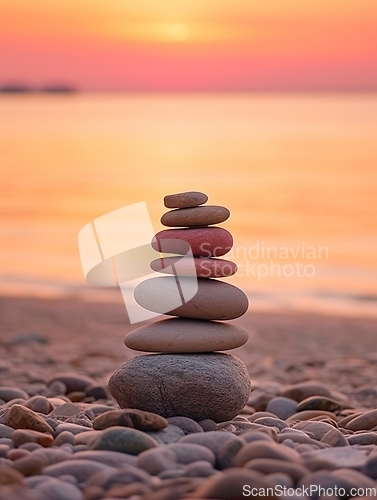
[1, 295, 377, 499]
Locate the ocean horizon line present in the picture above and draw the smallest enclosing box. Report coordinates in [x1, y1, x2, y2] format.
[1, 86, 376, 95]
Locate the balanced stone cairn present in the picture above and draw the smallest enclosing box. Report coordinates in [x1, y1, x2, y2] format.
[109, 191, 251, 422]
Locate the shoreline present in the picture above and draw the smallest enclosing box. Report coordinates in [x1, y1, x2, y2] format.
[1, 295, 377, 394]
[2, 296, 377, 497]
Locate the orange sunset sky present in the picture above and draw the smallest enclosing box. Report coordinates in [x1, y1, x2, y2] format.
[0, 0, 376, 91]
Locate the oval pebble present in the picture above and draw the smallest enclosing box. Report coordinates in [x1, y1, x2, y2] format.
[93, 408, 168, 431]
[164, 191, 208, 209]
[152, 227, 233, 257]
[124, 318, 248, 353]
[0, 464, 26, 486]
[0, 387, 28, 402]
[166, 417, 204, 435]
[235, 441, 301, 467]
[44, 460, 113, 483]
[266, 397, 298, 420]
[161, 205, 230, 227]
[245, 458, 309, 481]
[72, 450, 136, 467]
[33, 447, 72, 465]
[55, 423, 92, 435]
[35, 478, 83, 500]
[280, 382, 333, 402]
[346, 409, 377, 431]
[191, 469, 274, 499]
[286, 410, 337, 423]
[320, 428, 348, 447]
[178, 432, 240, 466]
[217, 436, 245, 469]
[135, 277, 248, 320]
[136, 448, 178, 475]
[88, 426, 158, 455]
[0, 424, 14, 439]
[184, 460, 217, 478]
[145, 425, 185, 444]
[292, 421, 338, 441]
[167, 443, 216, 466]
[24, 396, 53, 415]
[85, 464, 152, 490]
[48, 373, 96, 394]
[13, 454, 46, 476]
[12, 429, 54, 448]
[5, 404, 54, 434]
[252, 417, 288, 431]
[347, 433, 377, 446]
[296, 396, 342, 413]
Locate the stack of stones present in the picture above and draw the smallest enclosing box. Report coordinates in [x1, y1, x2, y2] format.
[109, 191, 251, 423]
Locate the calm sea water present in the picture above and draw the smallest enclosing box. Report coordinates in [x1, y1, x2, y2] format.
[1, 93, 376, 316]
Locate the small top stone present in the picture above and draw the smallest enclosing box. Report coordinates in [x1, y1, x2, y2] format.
[164, 191, 208, 209]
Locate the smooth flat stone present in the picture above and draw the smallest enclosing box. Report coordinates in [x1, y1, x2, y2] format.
[5, 404, 54, 434]
[280, 382, 333, 402]
[0, 464, 26, 486]
[50, 402, 81, 417]
[134, 277, 248, 320]
[72, 450, 136, 467]
[161, 206, 230, 227]
[296, 396, 342, 413]
[178, 430, 239, 455]
[347, 433, 377, 445]
[24, 396, 53, 415]
[88, 427, 158, 455]
[302, 448, 367, 470]
[152, 227, 233, 257]
[166, 417, 204, 435]
[235, 441, 301, 467]
[136, 447, 178, 475]
[108, 353, 251, 422]
[35, 478, 83, 500]
[0, 424, 14, 439]
[124, 318, 248, 353]
[320, 428, 348, 447]
[191, 469, 272, 499]
[93, 409, 168, 431]
[0, 387, 28, 402]
[145, 425, 184, 445]
[164, 191, 208, 209]
[48, 373, 96, 393]
[292, 421, 337, 440]
[346, 409, 377, 431]
[13, 454, 46, 477]
[44, 460, 113, 483]
[150, 257, 237, 278]
[245, 458, 309, 481]
[266, 397, 298, 420]
[12, 429, 54, 448]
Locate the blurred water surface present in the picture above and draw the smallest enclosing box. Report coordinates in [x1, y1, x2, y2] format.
[1, 93, 376, 315]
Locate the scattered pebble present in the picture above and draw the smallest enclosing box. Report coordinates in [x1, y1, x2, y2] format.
[5, 404, 54, 434]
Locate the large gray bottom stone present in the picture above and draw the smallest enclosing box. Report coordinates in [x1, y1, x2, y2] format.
[108, 353, 251, 423]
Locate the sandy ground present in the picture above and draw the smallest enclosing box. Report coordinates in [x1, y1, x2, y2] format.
[1, 295, 377, 408]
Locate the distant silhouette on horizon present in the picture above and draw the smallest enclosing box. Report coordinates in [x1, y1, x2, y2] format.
[0, 83, 77, 94]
